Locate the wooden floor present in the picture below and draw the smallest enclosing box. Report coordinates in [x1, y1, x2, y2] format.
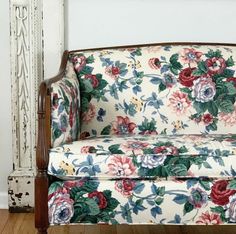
[1, 210, 236, 234]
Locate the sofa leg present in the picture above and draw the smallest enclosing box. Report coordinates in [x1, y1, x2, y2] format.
[37, 228, 48, 234]
[35, 171, 49, 234]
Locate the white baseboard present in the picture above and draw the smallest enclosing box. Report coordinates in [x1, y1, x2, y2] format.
[0, 192, 8, 209]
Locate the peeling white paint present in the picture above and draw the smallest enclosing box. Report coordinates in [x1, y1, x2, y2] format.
[8, 0, 65, 211]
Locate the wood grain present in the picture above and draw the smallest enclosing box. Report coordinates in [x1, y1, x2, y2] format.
[1, 210, 236, 234]
[100, 225, 117, 234]
[1, 212, 37, 234]
[0, 210, 9, 233]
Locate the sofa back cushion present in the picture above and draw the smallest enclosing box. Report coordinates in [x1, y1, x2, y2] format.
[70, 44, 236, 137]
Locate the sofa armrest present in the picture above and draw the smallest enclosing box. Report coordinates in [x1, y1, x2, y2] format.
[36, 51, 71, 231]
[50, 61, 81, 148]
[36, 50, 81, 172]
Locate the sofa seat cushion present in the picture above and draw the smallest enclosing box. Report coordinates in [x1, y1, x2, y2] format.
[48, 177, 236, 225]
[48, 134, 236, 179]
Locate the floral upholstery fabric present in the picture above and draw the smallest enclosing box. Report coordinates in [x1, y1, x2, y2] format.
[48, 43, 236, 226]
[48, 134, 236, 179]
[48, 177, 236, 225]
[69, 45, 236, 137]
[51, 61, 81, 147]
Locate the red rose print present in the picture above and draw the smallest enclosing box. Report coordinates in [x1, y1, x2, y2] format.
[202, 113, 213, 125]
[148, 58, 161, 69]
[179, 67, 199, 87]
[80, 146, 96, 154]
[206, 57, 226, 75]
[226, 77, 236, 88]
[82, 103, 96, 124]
[153, 146, 179, 156]
[180, 48, 203, 67]
[123, 179, 135, 191]
[111, 66, 121, 76]
[88, 191, 107, 209]
[79, 131, 90, 139]
[115, 179, 136, 197]
[210, 180, 236, 206]
[52, 93, 59, 109]
[105, 66, 121, 79]
[84, 74, 99, 88]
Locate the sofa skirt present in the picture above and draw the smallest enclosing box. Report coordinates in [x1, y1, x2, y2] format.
[48, 177, 236, 225]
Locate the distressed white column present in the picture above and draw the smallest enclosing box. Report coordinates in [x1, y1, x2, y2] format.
[43, 0, 65, 78]
[8, 0, 64, 212]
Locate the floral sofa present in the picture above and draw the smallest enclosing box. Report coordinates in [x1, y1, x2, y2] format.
[35, 42, 236, 233]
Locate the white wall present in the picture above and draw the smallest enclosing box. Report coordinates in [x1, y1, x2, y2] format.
[0, 0, 12, 208]
[66, 0, 236, 50]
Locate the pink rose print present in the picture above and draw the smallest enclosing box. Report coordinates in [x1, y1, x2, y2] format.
[80, 146, 96, 154]
[72, 55, 86, 72]
[64, 180, 84, 190]
[112, 116, 137, 135]
[148, 58, 161, 69]
[180, 48, 202, 67]
[168, 91, 191, 115]
[196, 211, 222, 225]
[80, 146, 91, 154]
[108, 155, 136, 176]
[206, 57, 226, 75]
[82, 103, 96, 124]
[219, 104, 236, 126]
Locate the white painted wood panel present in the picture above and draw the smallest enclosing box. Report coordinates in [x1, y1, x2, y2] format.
[7, 0, 64, 211]
[43, 0, 65, 78]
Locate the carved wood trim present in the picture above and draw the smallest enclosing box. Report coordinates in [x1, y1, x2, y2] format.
[11, 3, 32, 170]
[9, 0, 65, 212]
